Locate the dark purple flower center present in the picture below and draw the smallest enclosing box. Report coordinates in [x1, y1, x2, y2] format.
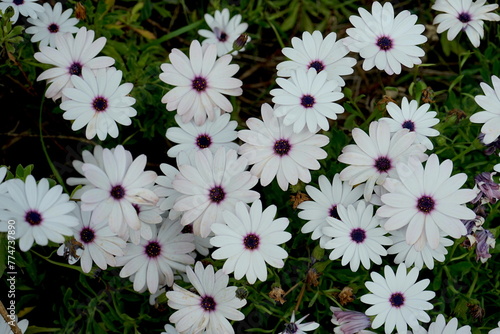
[196, 134, 212, 149]
[48, 23, 59, 33]
[243, 233, 260, 250]
[417, 195, 435, 213]
[192, 76, 207, 92]
[274, 139, 291, 156]
[284, 323, 299, 334]
[329, 205, 340, 219]
[376, 36, 393, 51]
[69, 62, 82, 76]
[13, 0, 23, 5]
[145, 241, 161, 258]
[301, 94, 315, 108]
[93, 97, 108, 112]
[374, 156, 391, 173]
[389, 292, 405, 307]
[402, 120, 415, 131]
[201, 295, 216, 312]
[350, 228, 366, 243]
[25, 210, 42, 226]
[218, 31, 228, 42]
[309, 60, 325, 73]
[110, 185, 126, 200]
[458, 12, 471, 23]
[209, 186, 225, 203]
[181, 224, 193, 234]
[80, 227, 95, 244]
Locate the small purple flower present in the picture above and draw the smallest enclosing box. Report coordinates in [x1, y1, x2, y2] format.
[472, 172, 500, 204]
[475, 229, 495, 263]
[463, 216, 485, 236]
[331, 307, 373, 334]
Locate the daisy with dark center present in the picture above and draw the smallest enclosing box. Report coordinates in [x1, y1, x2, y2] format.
[167, 261, 246, 333]
[210, 200, 291, 284]
[361, 264, 435, 334]
[377, 154, 476, 250]
[172, 147, 259, 238]
[238, 103, 329, 191]
[26, 2, 79, 47]
[338, 121, 427, 201]
[298, 174, 364, 247]
[0, 175, 78, 252]
[34, 27, 115, 101]
[117, 218, 195, 293]
[323, 202, 391, 272]
[271, 68, 344, 133]
[278, 312, 319, 334]
[380, 97, 440, 150]
[471, 75, 500, 144]
[276, 30, 356, 87]
[433, 0, 500, 47]
[165, 113, 238, 158]
[0, 0, 43, 23]
[198, 8, 250, 56]
[343, 1, 427, 75]
[60, 67, 137, 140]
[160, 40, 242, 125]
[424, 314, 472, 334]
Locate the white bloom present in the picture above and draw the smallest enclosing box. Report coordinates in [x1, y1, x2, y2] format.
[0, 166, 8, 194]
[298, 174, 365, 247]
[34, 27, 115, 101]
[172, 147, 259, 238]
[271, 68, 344, 133]
[377, 154, 476, 250]
[361, 264, 435, 334]
[167, 262, 246, 334]
[343, 1, 427, 75]
[161, 324, 179, 334]
[470, 75, 500, 144]
[166, 113, 238, 158]
[278, 312, 319, 334]
[338, 121, 427, 201]
[198, 8, 250, 56]
[323, 201, 392, 272]
[380, 97, 440, 150]
[159, 40, 242, 125]
[0, 315, 29, 334]
[155, 162, 183, 220]
[0, 175, 78, 251]
[116, 218, 195, 293]
[210, 200, 291, 284]
[0, 0, 43, 23]
[60, 67, 137, 140]
[79, 145, 158, 238]
[26, 2, 79, 47]
[432, 0, 500, 48]
[276, 30, 356, 87]
[420, 314, 471, 334]
[489, 322, 500, 334]
[330, 307, 374, 334]
[238, 103, 329, 191]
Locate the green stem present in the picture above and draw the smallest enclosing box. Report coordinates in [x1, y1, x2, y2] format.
[31, 249, 84, 274]
[466, 266, 479, 298]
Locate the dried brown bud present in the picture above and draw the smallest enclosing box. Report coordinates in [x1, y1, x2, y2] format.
[290, 191, 311, 209]
[306, 268, 320, 287]
[467, 303, 485, 321]
[421, 86, 436, 104]
[269, 286, 286, 304]
[75, 2, 86, 21]
[338, 286, 355, 305]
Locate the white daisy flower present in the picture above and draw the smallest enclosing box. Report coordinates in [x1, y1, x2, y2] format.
[159, 40, 242, 125]
[166, 112, 238, 158]
[338, 121, 427, 201]
[25, 2, 79, 48]
[380, 97, 440, 150]
[210, 200, 291, 284]
[155, 162, 183, 220]
[0, 0, 43, 23]
[172, 147, 259, 238]
[489, 322, 500, 334]
[79, 145, 159, 238]
[167, 261, 246, 334]
[360, 264, 435, 334]
[387, 228, 453, 270]
[0, 315, 28, 334]
[67, 145, 108, 199]
[57, 203, 126, 273]
[198, 8, 250, 56]
[60, 67, 137, 140]
[330, 306, 374, 334]
[161, 324, 179, 334]
[323, 201, 392, 272]
[116, 218, 195, 293]
[34, 27, 115, 101]
[276, 30, 356, 87]
[0, 166, 8, 194]
[270, 68, 344, 133]
[470, 75, 500, 144]
[238, 103, 329, 191]
[432, 0, 500, 48]
[343, 1, 427, 75]
[278, 312, 319, 334]
[377, 154, 477, 250]
[420, 314, 471, 334]
[298, 174, 365, 248]
[0, 175, 78, 252]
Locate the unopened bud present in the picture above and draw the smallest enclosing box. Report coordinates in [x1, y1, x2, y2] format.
[233, 33, 249, 51]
